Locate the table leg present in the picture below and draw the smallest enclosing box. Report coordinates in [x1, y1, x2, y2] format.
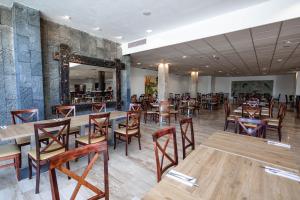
[30, 135, 35, 149]
[109, 119, 116, 145]
[80, 125, 86, 136]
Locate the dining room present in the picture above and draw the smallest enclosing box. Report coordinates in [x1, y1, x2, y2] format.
[0, 0, 300, 200]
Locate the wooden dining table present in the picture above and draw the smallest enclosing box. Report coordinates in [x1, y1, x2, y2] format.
[0, 111, 127, 146]
[143, 131, 300, 200]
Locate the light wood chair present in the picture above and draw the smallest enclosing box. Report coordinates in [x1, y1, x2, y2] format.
[152, 127, 178, 182]
[179, 117, 195, 159]
[56, 105, 80, 139]
[143, 101, 158, 124]
[28, 118, 71, 194]
[0, 144, 21, 181]
[114, 111, 142, 156]
[48, 142, 109, 200]
[75, 113, 110, 161]
[158, 100, 171, 125]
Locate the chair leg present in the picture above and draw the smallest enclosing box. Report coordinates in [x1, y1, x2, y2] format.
[28, 155, 32, 179]
[114, 133, 117, 149]
[66, 161, 71, 180]
[35, 164, 40, 194]
[224, 121, 228, 131]
[138, 134, 141, 150]
[278, 127, 282, 142]
[125, 137, 128, 156]
[75, 142, 79, 162]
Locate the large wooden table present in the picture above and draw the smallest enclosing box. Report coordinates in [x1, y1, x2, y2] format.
[143, 132, 300, 200]
[0, 111, 127, 145]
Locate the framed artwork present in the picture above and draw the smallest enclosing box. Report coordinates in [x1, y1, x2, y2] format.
[145, 76, 158, 95]
[231, 80, 273, 96]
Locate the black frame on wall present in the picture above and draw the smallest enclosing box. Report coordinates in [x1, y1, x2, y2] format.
[53, 44, 125, 109]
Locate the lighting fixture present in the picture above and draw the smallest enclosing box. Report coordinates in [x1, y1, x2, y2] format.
[213, 55, 220, 60]
[182, 55, 187, 59]
[115, 36, 123, 40]
[142, 10, 152, 16]
[218, 70, 222, 73]
[205, 65, 209, 68]
[69, 62, 80, 68]
[146, 29, 153, 33]
[277, 58, 283, 62]
[62, 15, 71, 20]
[137, 62, 141, 65]
[93, 27, 101, 31]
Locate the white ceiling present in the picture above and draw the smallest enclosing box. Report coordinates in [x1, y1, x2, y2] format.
[69, 64, 114, 80]
[0, 0, 268, 42]
[131, 17, 300, 76]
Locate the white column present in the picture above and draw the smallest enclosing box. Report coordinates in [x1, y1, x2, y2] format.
[158, 63, 169, 100]
[190, 72, 198, 98]
[296, 72, 300, 95]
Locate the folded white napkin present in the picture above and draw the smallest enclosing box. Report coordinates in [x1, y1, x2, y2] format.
[264, 166, 300, 182]
[166, 170, 197, 187]
[267, 140, 291, 149]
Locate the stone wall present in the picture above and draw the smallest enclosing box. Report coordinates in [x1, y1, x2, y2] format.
[40, 19, 122, 118]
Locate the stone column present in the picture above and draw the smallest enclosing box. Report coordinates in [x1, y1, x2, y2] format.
[190, 72, 198, 98]
[158, 63, 169, 101]
[121, 55, 131, 110]
[98, 71, 105, 91]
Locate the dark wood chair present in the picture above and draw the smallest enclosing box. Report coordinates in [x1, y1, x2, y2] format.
[158, 100, 171, 125]
[143, 101, 158, 124]
[224, 102, 239, 132]
[237, 118, 266, 138]
[114, 111, 141, 156]
[56, 105, 80, 138]
[242, 104, 261, 119]
[152, 127, 178, 182]
[265, 103, 287, 141]
[0, 144, 21, 181]
[28, 118, 71, 194]
[48, 142, 109, 200]
[75, 113, 110, 161]
[179, 117, 195, 159]
[119, 103, 142, 128]
[92, 102, 107, 113]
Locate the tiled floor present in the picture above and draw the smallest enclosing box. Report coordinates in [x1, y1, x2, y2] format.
[0, 105, 299, 200]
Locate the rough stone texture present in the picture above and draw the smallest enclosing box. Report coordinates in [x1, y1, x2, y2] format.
[41, 19, 122, 118]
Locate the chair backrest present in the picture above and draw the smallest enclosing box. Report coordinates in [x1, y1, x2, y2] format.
[125, 111, 141, 133]
[224, 101, 230, 118]
[48, 142, 109, 200]
[34, 119, 71, 161]
[11, 109, 39, 124]
[92, 102, 106, 113]
[128, 103, 142, 111]
[152, 127, 178, 182]
[268, 100, 275, 117]
[56, 105, 76, 118]
[88, 113, 110, 144]
[237, 118, 266, 137]
[159, 100, 170, 114]
[179, 117, 195, 159]
[242, 104, 261, 118]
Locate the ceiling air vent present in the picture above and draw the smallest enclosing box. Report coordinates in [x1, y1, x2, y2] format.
[128, 38, 147, 48]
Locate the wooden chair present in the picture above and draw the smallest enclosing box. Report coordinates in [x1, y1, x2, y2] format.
[0, 144, 21, 181]
[158, 100, 171, 125]
[237, 118, 266, 138]
[265, 103, 287, 141]
[119, 103, 142, 128]
[28, 118, 71, 194]
[76, 113, 110, 161]
[179, 118, 195, 159]
[143, 101, 158, 124]
[11, 109, 39, 150]
[114, 111, 141, 156]
[261, 100, 274, 118]
[92, 102, 107, 113]
[152, 127, 178, 182]
[224, 102, 239, 132]
[48, 142, 109, 200]
[242, 104, 261, 119]
[56, 105, 80, 139]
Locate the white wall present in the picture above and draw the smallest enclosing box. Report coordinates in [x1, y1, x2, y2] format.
[213, 75, 296, 100]
[295, 72, 300, 95]
[130, 67, 189, 96]
[198, 76, 213, 93]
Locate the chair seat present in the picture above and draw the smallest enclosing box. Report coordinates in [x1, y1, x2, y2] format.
[243, 123, 257, 128]
[28, 144, 66, 160]
[267, 121, 279, 127]
[227, 116, 236, 121]
[0, 144, 20, 157]
[146, 111, 158, 114]
[63, 126, 80, 135]
[75, 135, 106, 144]
[170, 110, 178, 114]
[160, 113, 170, 117]
[266, 118, 279, 123]
[114, 128, 138, 135]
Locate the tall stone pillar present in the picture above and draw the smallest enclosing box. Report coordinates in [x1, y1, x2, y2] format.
[190, 72, 198, 98]
[121, 55, 131, 110]
[158, 63, 169, 101]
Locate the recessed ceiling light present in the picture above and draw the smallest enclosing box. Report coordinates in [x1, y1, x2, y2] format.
[205, 65, 209, 68]
[146, 29, 153, 33]
[213, 55, 220, 60]
[277, 58, 283, 62]
[182, 55, 187, 59]
[115, 36, 123, 40]
[262, 67, 267, 71]
[137, 62, 141, 65]
[218, 70, 222, 73]
[62, 15, 71, 20]
[142, 10, 152, 16]
[93, 27, 101, 31]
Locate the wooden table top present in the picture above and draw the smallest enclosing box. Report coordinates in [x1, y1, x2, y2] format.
[143, 144, 300, 200]
[0, 111, 127, 141]
[202, 131, 300, 172]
